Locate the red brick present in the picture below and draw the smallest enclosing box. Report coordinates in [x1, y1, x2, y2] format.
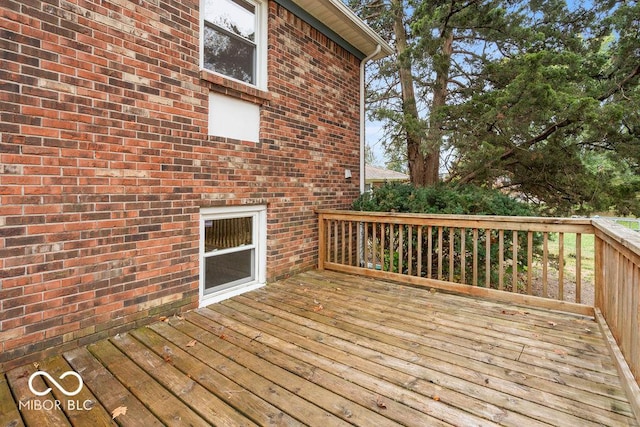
[1, 0, 363, 367]
[3, 331, 45, 351]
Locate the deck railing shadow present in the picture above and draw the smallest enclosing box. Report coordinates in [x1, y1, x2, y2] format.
[317, 209, 640, 416]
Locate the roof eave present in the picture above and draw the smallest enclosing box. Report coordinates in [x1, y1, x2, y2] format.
[287, 0, 393, 60]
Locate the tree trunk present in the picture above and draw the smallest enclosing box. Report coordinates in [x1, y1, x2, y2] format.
[426, 30, 454, 184]
[392, 0, 430, 186]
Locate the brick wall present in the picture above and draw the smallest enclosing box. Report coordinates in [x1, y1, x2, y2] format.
[0, 0, 362, 370]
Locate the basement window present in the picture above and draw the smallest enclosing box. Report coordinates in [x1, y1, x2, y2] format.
[199, 205, 266, 306]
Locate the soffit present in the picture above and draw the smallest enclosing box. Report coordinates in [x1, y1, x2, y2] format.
[286, 0, 393, 60]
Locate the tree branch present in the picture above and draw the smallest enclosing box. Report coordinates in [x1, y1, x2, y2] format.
[458, 63, 640, 185]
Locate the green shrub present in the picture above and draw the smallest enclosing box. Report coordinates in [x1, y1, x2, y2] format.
[352, 182, 541, 288]
[353, 182, 537, 216]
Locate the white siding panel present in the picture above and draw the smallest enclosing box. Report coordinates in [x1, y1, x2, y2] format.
[208, 92, 260, 142]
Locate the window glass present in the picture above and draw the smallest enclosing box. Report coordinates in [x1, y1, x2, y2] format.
[204, 249, 255, 291]
[203, 0, 257, 84]
[204, 0, 255, 40]
[204, 217, 253, 252]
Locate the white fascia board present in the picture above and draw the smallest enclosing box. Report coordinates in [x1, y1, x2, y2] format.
[286, 0, 393, 60]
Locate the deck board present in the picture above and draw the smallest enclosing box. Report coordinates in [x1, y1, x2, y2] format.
[235, 278, 631, 425]
[1, 270, 638, 426]
[88, 339, 211, 426]
[226, 292, 633, 423]
[64, 346, 164, 427]
[6, 362, 72, 427]
[35, 355, 114, 426]
[129, 325, 304, 426]
[0, 375, 25, 427]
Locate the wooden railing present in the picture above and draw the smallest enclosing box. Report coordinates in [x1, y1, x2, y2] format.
[317, 210, 640, 401]
[318, 210, 594, 314]
[592, 218, 640, 407]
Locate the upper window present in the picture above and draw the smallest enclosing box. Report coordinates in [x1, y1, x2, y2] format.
[202, 0, 265, 87]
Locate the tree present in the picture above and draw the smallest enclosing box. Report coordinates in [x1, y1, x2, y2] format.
[349, 0, 524, 185]
[349, 0, 640, 215]
[446, 0, 640, 215]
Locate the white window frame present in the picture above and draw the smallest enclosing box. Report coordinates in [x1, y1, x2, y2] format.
[200, 0, 268, 90]
[199, 205, 267, 307]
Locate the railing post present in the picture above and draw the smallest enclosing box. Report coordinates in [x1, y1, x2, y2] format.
[594, 231, 604, 311]
[318, 211, 326, 270]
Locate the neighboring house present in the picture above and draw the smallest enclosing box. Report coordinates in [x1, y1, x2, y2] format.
[0, 0, 391, 369]
[365, 164, 410, 191]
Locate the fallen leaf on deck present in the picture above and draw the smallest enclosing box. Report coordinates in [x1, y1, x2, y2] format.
[112, 406, 127, 419]
[433, 395, 441, 401]
[375, 396, 387, 409]
[313, 304, 324, 312]
[162, 346, 173, 363]
[185, 339, 197, 347]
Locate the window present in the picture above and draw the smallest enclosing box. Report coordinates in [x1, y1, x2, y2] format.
[199, 205, 266, 306]
[202, 0, 266, 87]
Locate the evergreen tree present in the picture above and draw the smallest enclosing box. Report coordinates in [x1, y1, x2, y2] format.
[349, 0, 640, 215]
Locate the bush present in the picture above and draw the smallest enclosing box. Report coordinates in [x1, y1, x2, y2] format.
[353, 182, 537, 216]
[352, 182, 540, 287]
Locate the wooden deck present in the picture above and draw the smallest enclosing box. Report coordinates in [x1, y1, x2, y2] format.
[2, 270, 638, 426]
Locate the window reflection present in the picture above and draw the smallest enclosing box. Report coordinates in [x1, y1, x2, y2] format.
[203, 0, 257, 84]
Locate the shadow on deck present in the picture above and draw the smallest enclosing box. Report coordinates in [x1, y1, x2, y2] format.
[1, 270, 638, 426]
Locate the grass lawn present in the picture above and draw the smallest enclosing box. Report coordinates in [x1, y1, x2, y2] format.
[531, 232, 596, 305]
[614, 219, 640, 231]
[546, 232, 595, 277]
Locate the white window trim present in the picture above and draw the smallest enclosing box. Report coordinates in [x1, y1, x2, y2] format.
[199, 205, 267, 307]
[200, 0, 268, 90]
